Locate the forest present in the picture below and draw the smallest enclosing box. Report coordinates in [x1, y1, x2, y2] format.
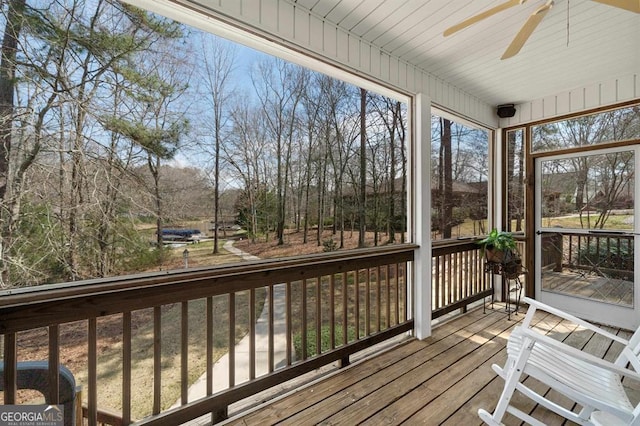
[0, 0, 413, 288]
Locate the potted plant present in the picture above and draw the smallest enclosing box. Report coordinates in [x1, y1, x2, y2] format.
[478, 229, 517, 264]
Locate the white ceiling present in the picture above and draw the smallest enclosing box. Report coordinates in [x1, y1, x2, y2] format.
[288, 0, 640, 107]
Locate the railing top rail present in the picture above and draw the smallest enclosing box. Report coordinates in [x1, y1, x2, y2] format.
[0, 245, 416, 334]
[538, 229, 634, 238]
[431, 239, 481, 256]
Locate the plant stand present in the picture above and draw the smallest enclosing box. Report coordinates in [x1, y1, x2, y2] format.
[485, 260, 525, 320]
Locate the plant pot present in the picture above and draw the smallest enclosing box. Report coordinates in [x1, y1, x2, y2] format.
[485, 248, 505, 263]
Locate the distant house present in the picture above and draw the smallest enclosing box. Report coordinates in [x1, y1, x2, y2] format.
[541, 171, 634, 213]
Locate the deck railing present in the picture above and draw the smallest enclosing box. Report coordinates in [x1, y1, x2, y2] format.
[431, 240, 493, 318]
[1, 239, 497, 425]
[541, 230, 633, 279]
[1, 245, 415, 426]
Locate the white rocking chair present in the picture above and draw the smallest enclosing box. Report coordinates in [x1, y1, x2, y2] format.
[479, 297, 640, 426]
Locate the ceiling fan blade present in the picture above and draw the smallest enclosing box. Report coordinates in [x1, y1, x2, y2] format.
[591, 0, 640, 13]
[501, 0, 553, 59]
[444, 0, 526, 37]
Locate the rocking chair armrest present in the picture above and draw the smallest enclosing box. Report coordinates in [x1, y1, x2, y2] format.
[518, 327, 640, 382]
[523, 297, 629, 345]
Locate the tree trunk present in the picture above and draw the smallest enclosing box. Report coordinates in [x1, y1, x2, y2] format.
[441, 118, 453, 239]
[358, 88, 367, 248]
[388, 101, 399, 243]
[0, 0, 25, 197]
[0, 0, 26, 286]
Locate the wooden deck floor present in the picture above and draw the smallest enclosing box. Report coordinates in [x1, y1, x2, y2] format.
[220, 303, 634, 426]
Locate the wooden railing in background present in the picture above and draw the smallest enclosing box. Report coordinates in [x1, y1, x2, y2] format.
[1, 245, 415, 426]
[541, 230, 633, 279]
[431, 240, 493, 319]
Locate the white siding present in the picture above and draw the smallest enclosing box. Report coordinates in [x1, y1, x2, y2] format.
[502, 73, 640, 127]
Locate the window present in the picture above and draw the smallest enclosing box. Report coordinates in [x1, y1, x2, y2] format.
[506, 128, 526, 233]
[0, 0, 410, 287]
[532, 104, 640, 153]
[431, 112, 490, 240]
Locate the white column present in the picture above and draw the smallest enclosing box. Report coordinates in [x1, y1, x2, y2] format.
[493, 128, 504, 301]
[413, 93, 432, 340]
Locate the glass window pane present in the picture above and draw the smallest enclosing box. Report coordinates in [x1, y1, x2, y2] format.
[532, 105, 640, 153]
[540, 151, 634, 231]
[506, 128, 525, 233]
[431, 113, 489, 240]
[540, 149, 635, 307]
[540, 231, 633, 307]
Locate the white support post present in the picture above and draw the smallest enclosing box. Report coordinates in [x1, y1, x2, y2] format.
[494, 128, 504, 301]
[413, 93, 432, 340]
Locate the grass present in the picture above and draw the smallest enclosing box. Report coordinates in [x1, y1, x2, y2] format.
[153, 239, 243, 271]
[294, 325, 358, 359]
[541, 213, 633, 229]
[290, 269, 405, 361]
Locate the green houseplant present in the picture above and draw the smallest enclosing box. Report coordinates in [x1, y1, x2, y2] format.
[478, 229, 517, 264]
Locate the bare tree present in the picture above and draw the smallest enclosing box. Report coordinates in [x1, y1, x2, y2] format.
[253, 58, 304, 245]
[198, 35, 235, 253]
[225, 96, 269, 242]
[104, 42, 191, 249]
[327, 80, 358, 249]
[358, 88, 367, 248]
[439, 117, 453, 239]
[370, 96, 406, 243]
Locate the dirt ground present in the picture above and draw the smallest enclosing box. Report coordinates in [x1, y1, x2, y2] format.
[234, 228, 399, 258]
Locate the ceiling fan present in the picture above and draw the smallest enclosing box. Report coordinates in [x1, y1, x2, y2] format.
[443, 0, 640, 60]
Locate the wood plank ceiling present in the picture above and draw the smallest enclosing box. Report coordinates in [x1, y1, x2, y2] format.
[289, 0, 640, 107]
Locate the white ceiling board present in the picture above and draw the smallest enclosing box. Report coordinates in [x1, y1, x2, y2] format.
[288, 0, 640, 107]
[295, 0, 319, 8]
[357, 1, 434, 42]
[305, 0, 342, 17]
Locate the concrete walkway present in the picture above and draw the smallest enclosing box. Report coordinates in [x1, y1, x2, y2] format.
[172, 240, 288, 408]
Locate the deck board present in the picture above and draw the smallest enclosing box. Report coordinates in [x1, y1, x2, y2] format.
[221, 304, 629, 426]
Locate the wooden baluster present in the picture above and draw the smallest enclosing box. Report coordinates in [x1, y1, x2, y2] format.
[385, 265, 391, 329]
[48, 325, 60, 406]
[434, 255, 441, 310]
[315, 278, 322, 355]
[3, 333, 17, 404]
[153, 307, 161, 415]
[395, 264, 400, 326]
[354, 271, 360, 339]
[181, 301, 188, 405]
[122, 312, 131, 425]
[365, 268, 371, 336]
[286, 282, 292, 366]
[206, 297, 213, 395]
[341, 271, 349, 368]
[88, 318, 97, 426]
[330, 275, 335, 350]
[376, 266, 381, 333]
[342, 272, 348, 346]
[301, 280, 307, 360]
[268, 285, 274, 373]
[249, 288, 256, 380]
[228, 292, 235, 387]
